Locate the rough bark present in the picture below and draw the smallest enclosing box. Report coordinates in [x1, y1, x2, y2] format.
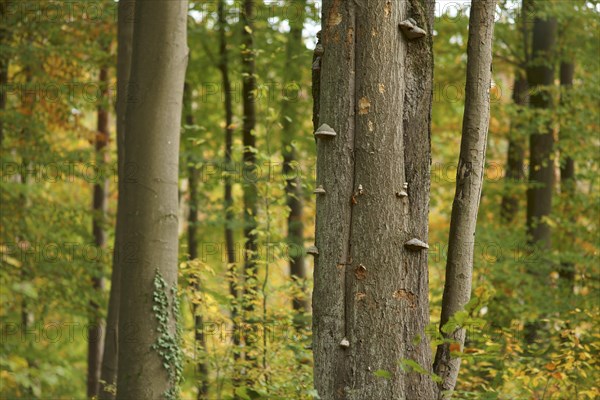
[116, 0, 188, 398]
[526, 12, 557, 250]
[99, 1, 134, 398]
[433, 1, 497, 397]
[88, 66, 109, 399]
[500, 76, 528, 222]
[558, 61, 575, 282]
[281, 0, 309, 318]
[312, 1, 437, 398]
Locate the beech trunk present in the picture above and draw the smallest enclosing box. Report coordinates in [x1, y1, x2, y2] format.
[526, 11, 557, 249]
[99, 2, 134, 398]
[116, 0, 188, 398]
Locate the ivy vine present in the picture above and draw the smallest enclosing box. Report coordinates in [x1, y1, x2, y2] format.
[152, 270, 183, 400]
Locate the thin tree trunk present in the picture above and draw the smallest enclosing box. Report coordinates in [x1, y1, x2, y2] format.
[526, 10, 557, 250]
[559, 61, 575, 282]
[313, 1, 437, 398]
[99, 2, 134, 398]
[20, 66, 37, 399]
[241, 0, 258, 376]
[88, 66, 109, 399]
[116, 1, 188, 398]
[281, 0, 309, 320]
[0, 0, 8, 148]
[500, 76, 528, 222]
[216, 0, 241, 392]
[433, 1, 497, 397]
[184, 82, 210, 400]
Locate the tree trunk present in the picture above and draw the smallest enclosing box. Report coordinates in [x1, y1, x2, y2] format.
[184, 82, 210, 400]
[432, 1, 497, 397]
[19, 66, 37, 398]
[99, 1, 134, 398]
[281, 0, 309, 319]
[241, 0, 258, 373]
[217, 0, 241, 391]
[501, 0, 531, 223]
[500, 76, 528, 222]
[88, 66, 109, 399]
[116, 1, 188, 398]
[312, 1, 437, 398]
[0, 0, 8, 148]
[559, 61, 575, 282]
[526, 10, 557, 250]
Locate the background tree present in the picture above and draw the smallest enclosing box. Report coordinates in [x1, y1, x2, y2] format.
[281, 0, 309, 320]
[1, 1, 598, 399]
[526, 3, 557, 250]
[88, 63, 109, 398]
[500, 0, 531, 223]
[99, 1, 135, 398]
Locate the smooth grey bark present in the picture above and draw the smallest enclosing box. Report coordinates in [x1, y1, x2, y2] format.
[99, 2, 134, 398]
[313, 1, 437, 398]
[432, 1, 497, 397]
[559, 61, 575, 282]
[116, 0, 188, 398]
[526, 12, 557, 250]
[88, 66, 109, 399]
[281, 0, 309, 318]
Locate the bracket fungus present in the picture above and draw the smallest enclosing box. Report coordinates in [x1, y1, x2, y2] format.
[306, 245, 319, 256]
[395, 190, 408, 198]
[312, 58, 321, 71]
[314, 43, 324, 56]
[314, 123, 337, 139]
[404, 238, 429, 251]
[399, 18, 427, 40]
[339, 338, 350, 348]
[313, 185, 326, 195]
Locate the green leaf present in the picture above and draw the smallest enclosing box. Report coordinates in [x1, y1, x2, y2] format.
[373, 369, 392, 379]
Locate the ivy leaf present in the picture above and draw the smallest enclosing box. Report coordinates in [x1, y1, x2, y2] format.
[373, 369, 392, 379]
